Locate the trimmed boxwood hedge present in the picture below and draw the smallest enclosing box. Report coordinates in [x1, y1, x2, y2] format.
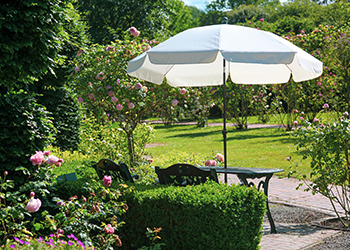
[120, 182, 266, 250]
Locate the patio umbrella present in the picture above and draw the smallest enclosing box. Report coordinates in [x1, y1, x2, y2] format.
[127, 21, 323, 182]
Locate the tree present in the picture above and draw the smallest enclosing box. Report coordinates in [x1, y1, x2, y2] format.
[0, 0, 67, 90]
[76, 0, 198, 44]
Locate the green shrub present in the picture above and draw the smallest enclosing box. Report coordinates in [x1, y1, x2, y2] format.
[37, 87, 82, 151]
[0, 91, 55, 188]
[120, 182, 266, 250]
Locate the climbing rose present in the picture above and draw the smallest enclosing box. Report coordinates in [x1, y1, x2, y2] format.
[111, 96, 118, 103]
[180, 88, 187, 95]
[103, 176, 112, 187]
[205, 160, 217, 166]
[25, 196, 42, 213]
[135, 83, 142, 90]
[129, 27, 140, 37]
[171, 99, 179, 106]
[116, 104, 123, 110]
[30, 151, 45, 166]
[105, 224, 114, 234]
[96, 72, 105, 80]
[128, 102, 135, 109]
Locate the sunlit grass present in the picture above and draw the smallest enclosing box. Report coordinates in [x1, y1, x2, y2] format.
[144, 124, 311, 178]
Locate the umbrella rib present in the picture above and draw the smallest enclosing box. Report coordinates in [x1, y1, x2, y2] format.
[164, 65, 174, 78]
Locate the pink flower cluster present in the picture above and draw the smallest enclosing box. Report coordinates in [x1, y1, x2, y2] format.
[25, 192, 42, 213]
[129, 27, 140, 37]
[30, 151, 64, 167]
[103, 176, 112, 187]
[215, 153, 224, 162]
[105, 224, 114, 234]
[205, 160, 217, 166]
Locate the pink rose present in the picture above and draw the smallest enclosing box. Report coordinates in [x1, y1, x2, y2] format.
[171, 99, 179, 106]
[135, 83, 142, 90]
[180, 88, 186, 95]
[47, 155, 59, 166]
[210, 160, 217, 166]
[108, 90, 114, 97]
[30, 151, 45, 166]
[25, 197, 42, 213]
[96, 72, 105, 80]
[30, 191, 35, 197]
[44, 151, 50, 156]
[77, 97, 83, 103]
[116, 104, 123, 110]
[111, 96, 118, 103]
[128, 102, 135, 109]
[105, 224, 114, 234]
[129, 27, 140, 37]
[313, 118, 319, 122]
[322, 103, 329, 109]
[103, 176, 112, 187]
[293, 121, 298, 125]
[215, 153, 224, 162]
[4, 171, 8, 176]
[106, 46, 115, 52]
[205, 160, 211, 166]
[286, 157, 290, 161]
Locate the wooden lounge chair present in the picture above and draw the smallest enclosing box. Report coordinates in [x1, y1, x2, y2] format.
[155, 163, 218, 186]
[91, 159, 138, 183]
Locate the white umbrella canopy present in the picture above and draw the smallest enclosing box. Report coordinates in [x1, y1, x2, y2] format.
[127, 23, 323, 180]
[127, 24, 323, 87]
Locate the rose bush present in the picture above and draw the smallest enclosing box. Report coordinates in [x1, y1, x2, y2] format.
[290, 107, 350, 226]
[70, 29, 158, 165]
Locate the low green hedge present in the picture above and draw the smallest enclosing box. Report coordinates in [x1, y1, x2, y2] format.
[120, 182, 266, 250]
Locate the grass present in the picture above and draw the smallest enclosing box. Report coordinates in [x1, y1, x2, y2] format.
[144, 123, 311, 178]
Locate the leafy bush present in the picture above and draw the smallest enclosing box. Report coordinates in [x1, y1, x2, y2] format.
[290, 111, 350, 227]
[0, 91, 55, 188]
[120, 182, 266, 250]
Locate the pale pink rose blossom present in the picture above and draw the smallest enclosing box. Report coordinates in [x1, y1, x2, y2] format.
[313, 118, 319, 122]
[4, 171, 8, 175]
[30, 151, 45, 166]
[215, 153, 224, 162]
[293, 121, 298, 125]
[25, 197, 42, 213]
[322, 103, 329, 109]
[128, 103, 135, 109]
[116, 104, 123, 110]
[135, 83, 142, 90]
[47, 155, 59, 166]
[180, 88, 187, 95]
[129, 27, 140, 37]
[103, 176, 112, 187]
[105, 224, 114, 234]
[96, 72, 105, 80]
[210, 160, 217, 166]
[111, 97, 118, 103]
[171, 99, 179, 106]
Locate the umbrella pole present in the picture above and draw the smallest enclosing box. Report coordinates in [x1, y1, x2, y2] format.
[223, 59, 228, 184]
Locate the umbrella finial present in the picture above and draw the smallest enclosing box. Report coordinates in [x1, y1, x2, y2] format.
[222, 17, 228, 24]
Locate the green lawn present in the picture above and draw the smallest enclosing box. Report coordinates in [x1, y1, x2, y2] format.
[144, 123, 311, 178]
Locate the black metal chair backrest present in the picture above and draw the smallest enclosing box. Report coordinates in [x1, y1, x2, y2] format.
[155, 163, 218, 186]
[92, 159, 135, 183]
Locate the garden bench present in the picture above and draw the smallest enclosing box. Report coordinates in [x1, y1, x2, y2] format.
[91, 159, 138, 183]
[155, 163, 218, 186]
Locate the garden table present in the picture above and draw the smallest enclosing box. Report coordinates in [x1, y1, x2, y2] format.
[200, 166, 284, 234]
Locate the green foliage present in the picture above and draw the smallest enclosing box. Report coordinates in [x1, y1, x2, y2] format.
[291, 111, 350, 227]
[76, 0, 197, 44]
[0, 0, 68, 88]
[37, 87, 82, 151]
[120, 182, 266, 250]
[78, 117, 155, 166]
[0, 91, 55, 187]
